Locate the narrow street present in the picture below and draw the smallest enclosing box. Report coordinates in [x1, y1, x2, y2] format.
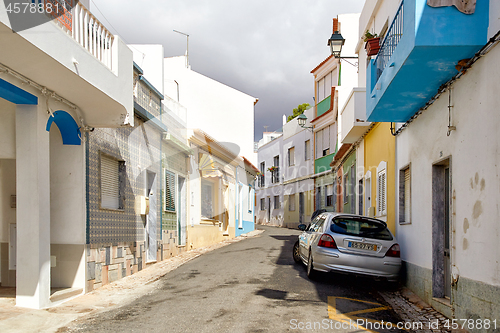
[68, 225, 405, 333]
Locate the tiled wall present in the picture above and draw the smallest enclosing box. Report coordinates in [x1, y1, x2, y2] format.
[86, 230, 186, 291]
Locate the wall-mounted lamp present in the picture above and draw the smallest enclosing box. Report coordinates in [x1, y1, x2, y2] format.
[328, 31, 358, 67]
[297, 114, 313, 132]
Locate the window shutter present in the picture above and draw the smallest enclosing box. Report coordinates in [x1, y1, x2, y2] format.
[323, 127, 330, 150]
[377, 170, 387, 216]
[165, 170, 176, 211]
[404, 168, 411, 221]
[101, 156, 119, 209]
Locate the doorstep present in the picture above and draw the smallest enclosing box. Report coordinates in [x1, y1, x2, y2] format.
[50, 288, 84, 303]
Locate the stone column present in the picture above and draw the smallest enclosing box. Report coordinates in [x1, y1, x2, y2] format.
[15, 103, 51, 309]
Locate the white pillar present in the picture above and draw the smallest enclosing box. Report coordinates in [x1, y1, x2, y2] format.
[15, 103, 51, 309]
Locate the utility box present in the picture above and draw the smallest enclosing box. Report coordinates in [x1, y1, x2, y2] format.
[136, 196, 150, 215]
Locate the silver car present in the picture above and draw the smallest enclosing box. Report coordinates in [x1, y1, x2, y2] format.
[293, 212, 401, 281]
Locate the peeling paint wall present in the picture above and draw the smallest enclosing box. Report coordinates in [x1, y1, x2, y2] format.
[395, 29, 500, 322]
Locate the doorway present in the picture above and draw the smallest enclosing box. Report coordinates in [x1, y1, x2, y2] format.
[146, 171, 157, 263]
[432, 158, 452, 299]
[267, 197, 271, 223]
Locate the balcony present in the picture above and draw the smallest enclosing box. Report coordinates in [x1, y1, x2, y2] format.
[340, 88, 370, 144]
[316, 95, 331, 117]
[366, 0, 489, 122]
[315, 153, 335, 174]
[0, 1, 133, 127]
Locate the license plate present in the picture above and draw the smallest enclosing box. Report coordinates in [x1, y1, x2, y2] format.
[348, 241, 377, 251]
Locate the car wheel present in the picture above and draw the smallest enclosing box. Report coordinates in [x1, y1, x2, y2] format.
[307, 250, 317, 279]
[293, 241, 302, 264]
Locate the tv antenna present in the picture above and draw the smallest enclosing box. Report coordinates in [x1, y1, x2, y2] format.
[173, 30, 189, 68]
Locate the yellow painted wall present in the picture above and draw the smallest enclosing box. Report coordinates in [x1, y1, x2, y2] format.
[283, 190, 315, 228]
[187, 223, 233, 250]
[364, 123, 396, 234]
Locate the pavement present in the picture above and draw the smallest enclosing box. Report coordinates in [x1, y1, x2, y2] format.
[0, 227, 460, 333]
[0, 230, 264, 333]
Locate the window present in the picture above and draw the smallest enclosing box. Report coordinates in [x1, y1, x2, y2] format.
[164, 170, 176, 211]
[399, 165, 411, 224]
[289, 194, 296, 211]
[259, 162, 265, 187]
[260, 198, 265, 211]
[272, 156, 280, 183]
[377, 161, 387, 216]
[326, 184, 333, 207]
[201, 180, 214, 219]
[331, 216, 393, 240]
[288, 147, 295, 166]
[316, 69, 337, 102]
[248, 187, 253, 213]
[100, 154, 124, 210]
[315, 127, 331, 159]
[274, 195, 280, 209]
[305, 140, 310, 160]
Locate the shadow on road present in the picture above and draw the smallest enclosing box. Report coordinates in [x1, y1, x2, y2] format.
[258, 225, 404, 332]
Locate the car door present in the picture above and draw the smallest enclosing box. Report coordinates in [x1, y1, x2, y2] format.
[300, 215, 326, 258]
[309, 215, 327, 251]
[299, 216, 320, 258]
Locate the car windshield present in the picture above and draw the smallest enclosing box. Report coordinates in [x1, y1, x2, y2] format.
[330, 216, 393, 240]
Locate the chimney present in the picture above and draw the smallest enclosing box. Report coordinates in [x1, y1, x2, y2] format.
[332, 18, 339, 33]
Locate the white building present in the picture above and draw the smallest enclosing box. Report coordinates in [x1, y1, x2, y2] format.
[256, 107, 315, 228]
[0, 1, 133, 309]
[164, 56, 258, 165]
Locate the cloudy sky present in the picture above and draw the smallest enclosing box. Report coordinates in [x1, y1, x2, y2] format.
[91, 0, 365, 141]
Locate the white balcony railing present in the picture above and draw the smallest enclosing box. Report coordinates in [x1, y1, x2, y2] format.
[72, 3, 113, 69]
[45, 1, 114, 69]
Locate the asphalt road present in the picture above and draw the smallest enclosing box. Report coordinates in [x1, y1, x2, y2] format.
[70, 225, 405, 333]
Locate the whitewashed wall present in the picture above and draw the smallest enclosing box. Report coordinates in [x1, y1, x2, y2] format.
[164, 57, 257, 165]
[395, 39, 500, 287]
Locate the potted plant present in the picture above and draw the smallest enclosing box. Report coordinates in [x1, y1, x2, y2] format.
[267, 166, 278, 172]
[364, 30, 380, 56]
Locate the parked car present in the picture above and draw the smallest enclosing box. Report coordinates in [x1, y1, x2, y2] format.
[293, 212, 401, 281]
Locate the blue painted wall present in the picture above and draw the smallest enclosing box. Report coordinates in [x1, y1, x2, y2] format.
[366, 0, 489, 122]
[235, 220, 254, 237]
[0, 78, 38, 105]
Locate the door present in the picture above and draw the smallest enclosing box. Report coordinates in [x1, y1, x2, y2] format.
[358, 179, 364, 215]
[146, 171, 157, 262]
[299, 192, 304, 224]
[443, 167, 451, 298]
[432, 159, 451, 299]
[177, 176, 186, 246]
[267, 197, 271, 223]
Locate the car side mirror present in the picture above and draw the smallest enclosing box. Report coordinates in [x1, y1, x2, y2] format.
[298, 224, 307, 231]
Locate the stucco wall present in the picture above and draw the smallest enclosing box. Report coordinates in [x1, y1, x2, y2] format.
[395, 43, 500, 286]
[364, 123, 396, 233]
[164, 57, 257, 164]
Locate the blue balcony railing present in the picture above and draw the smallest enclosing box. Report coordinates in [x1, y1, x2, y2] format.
[374, 0, 404, 81]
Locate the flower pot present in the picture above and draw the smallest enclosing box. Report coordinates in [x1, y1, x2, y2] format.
[365, 37, 380, 56]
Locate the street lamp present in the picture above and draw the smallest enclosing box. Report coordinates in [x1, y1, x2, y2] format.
[297, 114, 313, 131]
[328, 31, 358, 67]
[328, 31, 345, 58]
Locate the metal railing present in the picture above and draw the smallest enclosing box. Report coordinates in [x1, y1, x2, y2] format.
[375, 0, 404, 81]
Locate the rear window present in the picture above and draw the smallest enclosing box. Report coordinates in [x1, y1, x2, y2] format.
[330, 216, 393, 240]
